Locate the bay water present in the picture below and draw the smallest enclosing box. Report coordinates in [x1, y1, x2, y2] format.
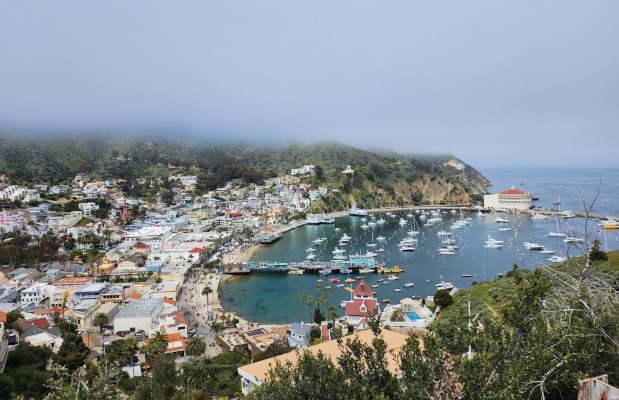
[221, 166, 619, 324]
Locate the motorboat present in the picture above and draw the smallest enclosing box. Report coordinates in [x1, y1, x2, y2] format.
[345, 278, 356, 283]
[306, 253, 316, 260]
[393, 288, 402, 292]
[392, 265, 403, 273]
[320, 268, 332, 276]
[524, 241, 544, 250]
[386, 274, 399, 280]
[288, 268, 304, 275]
[328, 278, 340, 283]
[349, 205, 368, 217]
[436, 276, 454, 291]
[359, 267, 374, 274]
[403, 282, 414, 288]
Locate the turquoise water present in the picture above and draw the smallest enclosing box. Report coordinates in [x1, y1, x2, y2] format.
[405, 312, 421, 321]
[222, 167, 619, 324]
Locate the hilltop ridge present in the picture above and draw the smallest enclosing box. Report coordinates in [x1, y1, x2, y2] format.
[0, 134, 490, 210]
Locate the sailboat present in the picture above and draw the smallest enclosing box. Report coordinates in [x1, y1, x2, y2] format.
[548, 213, 566, 237]
[366, 232, 377, 247]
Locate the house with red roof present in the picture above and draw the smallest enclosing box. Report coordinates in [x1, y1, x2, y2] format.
[343, 278, 380, 331]
[484, 186, 532, 211]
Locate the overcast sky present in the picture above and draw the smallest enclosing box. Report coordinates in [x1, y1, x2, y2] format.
[1, 2, 618, 167]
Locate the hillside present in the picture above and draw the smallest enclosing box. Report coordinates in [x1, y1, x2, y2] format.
[0, 134, 490, 209]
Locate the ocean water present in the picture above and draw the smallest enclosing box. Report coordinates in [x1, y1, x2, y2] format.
[221, 166, 619, 325]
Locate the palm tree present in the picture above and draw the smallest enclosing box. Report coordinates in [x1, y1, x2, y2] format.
[210, 321, 225, 335]
[185, 356, 213, 390]
[141, 331, 168, 364]
[186, 335, 207, 357]
[299, 292, 307, 322]
[306, 295, 315, 316]
[92, 312, 108, 333]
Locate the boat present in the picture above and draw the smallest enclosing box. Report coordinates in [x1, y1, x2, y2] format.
[376, 235, 386, 241]
[349, 205, 368, 217]
[312, 237, 324, 245]
[392, 265, 403, 273]
[495, 216, 510, 223]
[317, 279, 323, 282]
[288, 268, 304, 275]
[320, 268, 332, 276]
[321, 216, 335, 224]
[345, 278, 356, 283]
[524, 241, 544, 250]
[393, 288, 402, 292]
[436, 276, 455, 291]
[306, 253, 316, 260]
[328, 278, 340, 283]
[386, 274, 399, 280]
[306, 247, 316, 252]
[548, 255, 567, 263]
[399, 245, 416, 252]
[484, 242, 503, 249]
[332, 246, 346, 254]
[485, 235, 504, 245]
[371, 283, 379, 288]
[336, 283, 345, 287]
[539, 247, 555, 254]
[340, 233, 352, 242]
[548, 214, 566, 237]
[403, 282, 415, 288]
[340, 266, 352, 274]
[461, 274, 472, 277]
[564, 236, 584, 243]
[359, 267, 374, 274]
[531, 212, 549, 220]
[382, 299, 390, 303]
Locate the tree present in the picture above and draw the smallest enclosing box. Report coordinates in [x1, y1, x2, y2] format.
[434, 290, 453, 308]
[312, 307, 324, 325]
[186, 335, 207, 357]
[298, 292, 307, 322]
[141, 331, 168, 364]
[52, 332, 90, 372]
[210, 321, 225, 335]
[93, 312, 109, 333]
[202, 285, 213, 312]
[247, 350, 348, 400]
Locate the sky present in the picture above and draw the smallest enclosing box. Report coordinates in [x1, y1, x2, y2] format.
[1, 1, 618, 167]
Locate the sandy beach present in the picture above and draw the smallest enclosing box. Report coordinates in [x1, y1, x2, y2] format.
[192, 243, 264, 330]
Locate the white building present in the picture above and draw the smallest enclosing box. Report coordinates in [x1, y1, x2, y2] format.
[483, 186, 532, 211]
[113, 298, 166, 335]
[20, 283, 50, 307]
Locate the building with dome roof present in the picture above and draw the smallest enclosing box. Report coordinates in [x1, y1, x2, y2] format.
[483, 186, 532, 211]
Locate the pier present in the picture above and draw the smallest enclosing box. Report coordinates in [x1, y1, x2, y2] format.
[218, 258, 385, 275]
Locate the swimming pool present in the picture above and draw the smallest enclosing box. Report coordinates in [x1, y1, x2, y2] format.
[405, 311, 421, 321]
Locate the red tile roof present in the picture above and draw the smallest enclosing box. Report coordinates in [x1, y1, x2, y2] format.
[344, 298, 379, 317]
[353, 278, 375, 297]
[498, 188, 530, 196]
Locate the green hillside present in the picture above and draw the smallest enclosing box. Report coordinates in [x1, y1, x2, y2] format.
[0, 134, 490, 209]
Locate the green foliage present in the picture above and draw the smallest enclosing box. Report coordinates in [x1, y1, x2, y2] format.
[52, 332, 91, 372]
[434, 290, 454, 308]
[0, 134, 488, 212]
[3, 342, 52, 399]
